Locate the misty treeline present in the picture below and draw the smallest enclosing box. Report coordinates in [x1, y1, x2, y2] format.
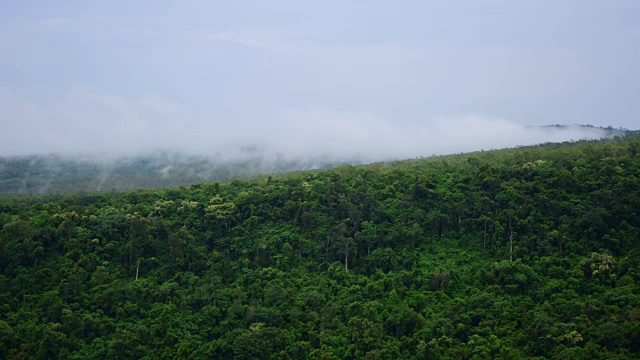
[0, 151, 350, 196]
[0, 125, 630, 197]
[1, 135, 640, 359]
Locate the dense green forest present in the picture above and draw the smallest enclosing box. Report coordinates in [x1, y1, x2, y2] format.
[1, 134, 640, 359]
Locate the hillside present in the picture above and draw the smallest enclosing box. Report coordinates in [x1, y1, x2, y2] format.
[1, 134, 640, 358]
[0, 151, 352, 197]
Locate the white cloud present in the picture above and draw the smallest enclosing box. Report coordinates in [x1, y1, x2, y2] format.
[0, 86, 612, 161]
[256, 108, 608, 161]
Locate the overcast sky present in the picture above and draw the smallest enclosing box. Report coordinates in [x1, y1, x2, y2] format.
[1, 1, 638, 158]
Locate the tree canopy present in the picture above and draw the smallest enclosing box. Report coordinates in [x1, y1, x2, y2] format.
[1, 135, 640, 359]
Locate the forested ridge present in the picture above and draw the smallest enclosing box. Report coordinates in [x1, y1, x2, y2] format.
[1, 135, 640, 359]
[0, 125, 628, 197]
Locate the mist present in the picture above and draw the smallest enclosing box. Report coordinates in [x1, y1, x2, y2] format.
[2, 1, 638, 167]
[0, 88, 617, 164]
[0, 87, 626, 196]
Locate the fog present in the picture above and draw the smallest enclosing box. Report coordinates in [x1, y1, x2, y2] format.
[0, 87, 615, 163]
[2, 1, 638, 164]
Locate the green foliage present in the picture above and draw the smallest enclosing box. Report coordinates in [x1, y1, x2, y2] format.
[1, 134, 640, 358]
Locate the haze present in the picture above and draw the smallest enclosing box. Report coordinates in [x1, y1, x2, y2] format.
[1, 1, 639, 160]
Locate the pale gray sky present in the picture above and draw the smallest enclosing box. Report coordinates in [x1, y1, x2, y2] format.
[1, 1, 638, 157]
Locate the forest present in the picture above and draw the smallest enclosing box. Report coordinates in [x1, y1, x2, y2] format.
[1, 134, 640, 359]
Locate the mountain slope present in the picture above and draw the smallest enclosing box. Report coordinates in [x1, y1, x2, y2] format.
[0, 133, 639, 358]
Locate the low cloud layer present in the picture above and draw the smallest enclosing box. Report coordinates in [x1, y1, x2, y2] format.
[0, 88, 612, 163]
[2, 2, 638, 161]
